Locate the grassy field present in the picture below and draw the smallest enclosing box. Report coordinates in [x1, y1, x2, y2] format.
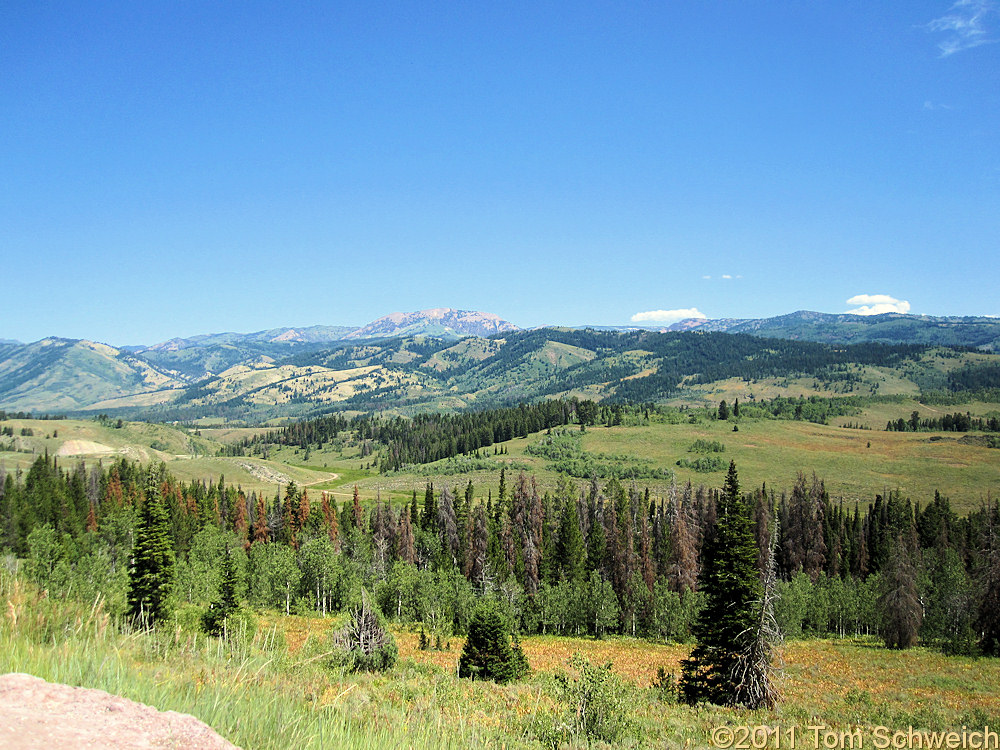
[346, 409, 1000, 515]
[578, 418, 1000, 513]
[4, 400, 999, 514]
[4, 565, 998, 750]
[0, 418, 338, 496]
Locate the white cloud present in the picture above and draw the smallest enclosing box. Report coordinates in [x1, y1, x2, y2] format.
[631, 308, 708, 324]
[721, 274, 732, 279]
[845, 294, 911, 316]
[702, 275, 712, 280]
[927, 0, 997, 56]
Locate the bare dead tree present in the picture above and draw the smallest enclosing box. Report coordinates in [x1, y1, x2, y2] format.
[332, 589, 397, 672]
[730, 514, 782, 710]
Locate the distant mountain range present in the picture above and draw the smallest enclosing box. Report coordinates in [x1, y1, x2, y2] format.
[129, 308, 515, 351]
[661, 310, 1000, 350]
[1, 308, 998, 416]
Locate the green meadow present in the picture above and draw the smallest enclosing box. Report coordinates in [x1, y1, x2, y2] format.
[5, 397, 998, 514]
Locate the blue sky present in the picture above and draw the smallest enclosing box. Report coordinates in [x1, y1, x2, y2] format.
[2, 1, 998, 345]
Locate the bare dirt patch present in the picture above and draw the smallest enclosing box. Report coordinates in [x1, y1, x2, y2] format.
[0, 672, 238, 749]
[55, 440, 115, 457]
[236, 461, 292, 485]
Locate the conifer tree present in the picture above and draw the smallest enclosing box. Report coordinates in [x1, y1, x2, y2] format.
[680, 461, 763, 706]
[556, 487, 586, 584]
[396, 508, 416, 564]
[470, 502, 490, 589]
[202, 546, 241, 636]
[233, 491, 249, 548]
[718, 400, 730, 421]
[252, 494, 269, 544]
[976, 499, 1000, 656]
[421, 482, 436, 532]
[437, 486, 460, 565]
[667, 497, 698, 593]
[321, 491, 339, 548]
[879, 534, 922, 649]
[127, 474, 176, 627]
[458, 598, 529, 683]
[352, 485, 366, 533]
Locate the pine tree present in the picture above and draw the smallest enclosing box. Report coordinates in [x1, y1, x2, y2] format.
[556, 486, 586, 584]
[458, 599, 529, 683]
[879, 534, 922, 649]
[396, 508, 416, 564]
[421, 482, 436, 532]
[321, 491, 339, 548]
[202, 546, 241, 636]
[233, 491, 249, 548]
[470, 502, 490, 589]
[437, 486, 460, 565]
[252, 493, 269, 544]
[976, 499, 1000, 656]
[667, 497, 699, 593]
[680, 461, 763, 706]
[127, 475, 176, 627]
[352, 484, 366, 533]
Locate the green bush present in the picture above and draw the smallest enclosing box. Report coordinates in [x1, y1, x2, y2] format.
[202, 605, 257, 645]
[652, 666, 680, 703]
[688, 439, 726, 453]
[330, 594, 397, 673]
[554, 653, 637, 743]
[458, 599, 529, 683]
[676, 455, 726, 472]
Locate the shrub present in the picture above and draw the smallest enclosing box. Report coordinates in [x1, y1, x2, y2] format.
[676, 455, 726, 473]
[688, 439, 725, 453]
[202, 605, 257, 645]
[554, 653, 636, 743]
[330, 593, 397, 673]
[652, 666, 679, 703]
[458, 599, 529, 683]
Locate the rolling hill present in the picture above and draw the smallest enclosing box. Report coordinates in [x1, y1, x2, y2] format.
[3, 309, 1000, 419]
[69, 330, 1000, 422]
[665, 310, 1000, 350]
[0, 338, 187, 413]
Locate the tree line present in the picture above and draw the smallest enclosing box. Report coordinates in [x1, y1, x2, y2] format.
[221, 393, 935, 473]
[885, 410, 1000, 433]
[2, 453, 998, 657]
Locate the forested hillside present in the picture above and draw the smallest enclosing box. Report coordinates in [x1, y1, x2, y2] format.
[4, 320, 1000, 422]
[86, 330, 1000, 422]
[669, 311, 1000, 350]
[5, 452, 998, 655]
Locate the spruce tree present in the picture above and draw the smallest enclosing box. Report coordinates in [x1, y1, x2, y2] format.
[202, 547, 240, 636]
[422, 481, 436, 531]
[127, 474, 176, 627]
[717, 400, 730, 421]
[556, 489, 586, 584]
[879, 534, 922, 649]
[458, 599, 529, 683]
[680, 461, 763, 706]
[976, 499, 1000, 656]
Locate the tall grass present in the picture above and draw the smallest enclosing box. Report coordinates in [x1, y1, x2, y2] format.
[4, 564, 999, 749]
[0, 565, 523, 749]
